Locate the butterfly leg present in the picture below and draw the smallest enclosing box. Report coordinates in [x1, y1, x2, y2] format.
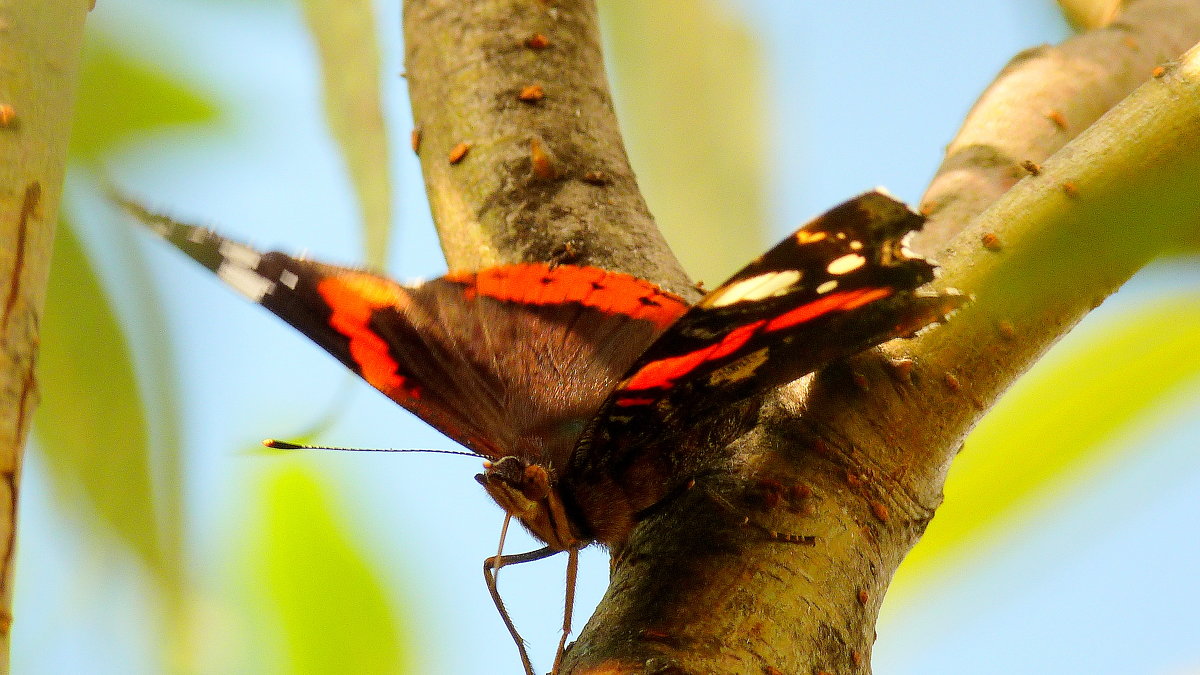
[551, 547, 580, 674]
[483, 543, 560, 675]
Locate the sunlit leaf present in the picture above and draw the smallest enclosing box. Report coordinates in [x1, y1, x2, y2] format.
[891, 293, 1200, 599]
[300, 0, 392, 267]
[71, 38, 219, 162]
[1056, 0, 1124, 30]
[601, 1, 768, 284]
[241, 462, 410, 674]
[34, 221, 163, 571]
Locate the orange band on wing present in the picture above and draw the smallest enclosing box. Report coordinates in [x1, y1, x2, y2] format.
[764, 288, 891, 331]
[616, 287, 894, 403]
[446, 264, 687, 330]
[621, 319, 766, 395]
[317, 275, 411, 395]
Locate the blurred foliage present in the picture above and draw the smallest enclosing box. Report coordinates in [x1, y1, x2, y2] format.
[33, 9, 405, 672]
[300, 0, 393, 267]
[892, 292, 1200, 599]
[239, 462, 410, 675]
[35, 221, 165, 574]
[70, 38, 219, 163]
[32, 32, 220, 671]
[1056, 0, 1123, 30]
[600, 1, 769, 286]
[36, 26, 222, 586]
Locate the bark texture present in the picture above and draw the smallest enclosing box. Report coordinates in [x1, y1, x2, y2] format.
[404, 1, 1200, 673]
[403, 0, 697, 299]
[0, 1, 91, 671]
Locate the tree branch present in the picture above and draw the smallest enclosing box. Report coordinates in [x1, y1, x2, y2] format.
[917, 0, 1200, 250]
[403, 1, 1200, 673]
[565, 12, 1200, 675]
[403, 0, 696, 298]
[0, 1, 92, 671]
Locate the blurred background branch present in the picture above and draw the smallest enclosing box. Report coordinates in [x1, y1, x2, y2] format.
[0, 2, 91, 672]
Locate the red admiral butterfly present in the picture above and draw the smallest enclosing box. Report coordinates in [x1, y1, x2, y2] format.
[122, 190, 963, 674]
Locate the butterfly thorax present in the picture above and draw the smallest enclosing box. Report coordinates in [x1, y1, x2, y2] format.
[476, 456, 585, 551]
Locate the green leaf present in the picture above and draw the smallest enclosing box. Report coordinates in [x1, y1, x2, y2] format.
[1056, 0, 1123, 30]
[601, 1, 769, 284]
[70, 38, 219, 162]
[300, 0, 393, 267]
[241, 462, 410, 674]
[891, 293, 1200, 600]
[34, 220, 164, 572]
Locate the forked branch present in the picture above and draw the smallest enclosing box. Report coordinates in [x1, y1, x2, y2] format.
[403, 1, 1200, 673]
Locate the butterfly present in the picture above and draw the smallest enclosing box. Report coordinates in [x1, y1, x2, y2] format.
[121, 189, 964, 674]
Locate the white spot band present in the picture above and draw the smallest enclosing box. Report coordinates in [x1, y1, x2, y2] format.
[704, 270, 803, 308]
[218, 262, 274, 301]
[826, 253, 866, 275]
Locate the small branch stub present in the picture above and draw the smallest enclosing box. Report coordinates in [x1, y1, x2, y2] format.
[518, 84, 545, 102]
[448, 142, 470, 165]
[524, 32, 551, 49]
[981, 232, 1003, 251]
[529, 136, 557, 180]
[1046, 109, 1069, 130]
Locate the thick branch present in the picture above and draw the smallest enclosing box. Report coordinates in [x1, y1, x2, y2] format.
[402, 0, 696, 298]
[561, 6, 1200, 675]
[404, 1, 1200, 674]
[0, 1, 91, 671]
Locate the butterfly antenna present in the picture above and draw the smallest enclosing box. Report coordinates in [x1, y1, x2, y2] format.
[262, 439, 478, 458]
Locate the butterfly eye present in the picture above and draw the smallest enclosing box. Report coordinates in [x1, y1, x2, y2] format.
[485, 456, 528, 485]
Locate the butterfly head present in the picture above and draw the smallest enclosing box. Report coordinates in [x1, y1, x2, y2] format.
[476, 456, 583, 551]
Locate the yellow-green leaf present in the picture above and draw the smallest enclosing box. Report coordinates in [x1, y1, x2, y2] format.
[34, 221, 163, 571]
[300, 0, 393, 267]
[71, 38, 219, 162]
[600, 1, 768, 284]
[891, 293, 1200, 600]
[241, 461, 410, 674]
[1056, 0, 1123, 30]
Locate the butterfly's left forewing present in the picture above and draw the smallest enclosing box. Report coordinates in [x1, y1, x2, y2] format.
[126, 199, 689, 467]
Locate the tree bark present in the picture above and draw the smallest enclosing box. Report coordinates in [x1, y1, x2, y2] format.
[404, 1, 1200, 673]
[403, 0, 697, 299]
[0, 1, 92, 672]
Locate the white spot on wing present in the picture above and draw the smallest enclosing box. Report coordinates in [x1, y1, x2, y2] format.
[218, 262, 274, 301]
[705, 270, 802, 308]
[827, 253, 866, 275]
[218, 240, 262, 270]
[279, 269, 300, 289]
[816, 280, 838, 294]
[849, 240, 863, 250]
